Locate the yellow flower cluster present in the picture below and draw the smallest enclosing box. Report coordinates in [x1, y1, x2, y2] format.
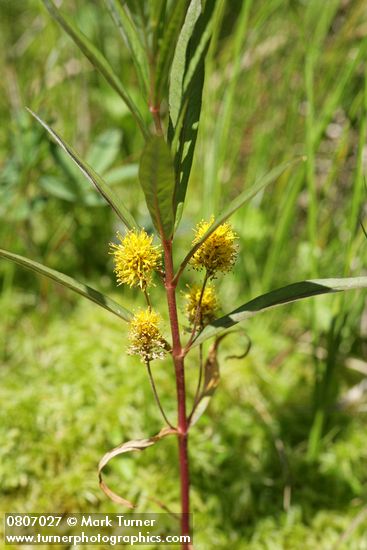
[190, 216, 238, 277]
[184, 284, 219, 327]
[110, 229, 161, 290]
[128, 309, 167, 363]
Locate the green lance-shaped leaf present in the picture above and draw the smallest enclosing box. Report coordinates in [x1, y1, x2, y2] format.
[139, 136, 176, 239]
[42, 0, 148, 138]
[149, 0, 166, 55]
[0, 249, 132, 322]
[98, 427, 176, 507]
[175, 158, 301, 281]
[104, 0, 149, 95]
[28, 109, 138, 230]
[169, 0, 217, 226]
[169, 0, 202, 128]
[210, 159, 303, 234]
[192, 277, 367, 348]
[153, 1, 189, 104]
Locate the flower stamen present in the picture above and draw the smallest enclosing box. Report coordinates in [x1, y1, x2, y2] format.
[110, 229, 161, 290]
[189, 216, 238, 277]
[128, 308, 167, 363]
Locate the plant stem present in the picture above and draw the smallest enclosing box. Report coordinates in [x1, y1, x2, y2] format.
[185, 272, 209, 351]
[163, 238, 190, 549]
[144, 289, 152, 310]
[188, 344, 204, 424]
[146, 361, 174, 429]
[150, 104, 163, 135]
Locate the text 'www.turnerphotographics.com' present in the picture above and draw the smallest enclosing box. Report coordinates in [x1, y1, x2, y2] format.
[4, 513, 193, 546]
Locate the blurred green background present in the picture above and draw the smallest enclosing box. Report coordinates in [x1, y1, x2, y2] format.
[1, 1, 367, 548]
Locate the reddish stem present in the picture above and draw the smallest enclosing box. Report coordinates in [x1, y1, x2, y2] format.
[149, 104, 163, 135]
[163, 238, 190, 549]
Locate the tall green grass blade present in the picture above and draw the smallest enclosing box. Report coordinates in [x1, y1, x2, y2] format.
[344, 70, 367, 272]
[262, 33, 365, 290]
[261, 168, 304, 288]
[304, 50, 317, 277]
[209, 0, 252, 214]
[314, 48, 364, 145]
[307, 45, 367, 461]
[42, 0, 148, 137]
[28, 109, 138, 230]
[0, 249, 132, 322]
[139, 136, 176, 239]
[303, 0, 339, 274]
[192, 277, 367, 348]
[104, 0, 149, 95]
[303, 0, 340, 275]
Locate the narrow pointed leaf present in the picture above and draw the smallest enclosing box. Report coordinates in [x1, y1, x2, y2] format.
[192, 277, 367, 348]
[169, 0, 202, 128]
[98, 427, 176, 507]
[153, 1, 189, 103]
[0, 248, 132, 322]
[149, 0, 166, 55]
[211, 159, 303, 230]
[28, 109, 138, 229]
[176, 158, 302, 278]
[42, 0, 148, 137]
[139, 136, 176, 238]
[169, 1, 217, 224]
[181, 4, 215, 95]
[104, 0, 149, 94]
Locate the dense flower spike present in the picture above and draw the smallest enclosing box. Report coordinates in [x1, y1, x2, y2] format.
[184, 284, 219, 327]
[128, 309, 167, 362]
[110, 229, 161, 290]
[190, 216, 238, 277]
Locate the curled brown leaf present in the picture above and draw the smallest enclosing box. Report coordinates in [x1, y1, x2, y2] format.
[98, 426, 177, 508]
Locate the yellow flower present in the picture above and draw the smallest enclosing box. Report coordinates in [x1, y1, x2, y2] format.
[128, 309, 167, 362]
[110, 229, 161, 290]
[190, 216, 238, 276]
[184, 284, 219, 327]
